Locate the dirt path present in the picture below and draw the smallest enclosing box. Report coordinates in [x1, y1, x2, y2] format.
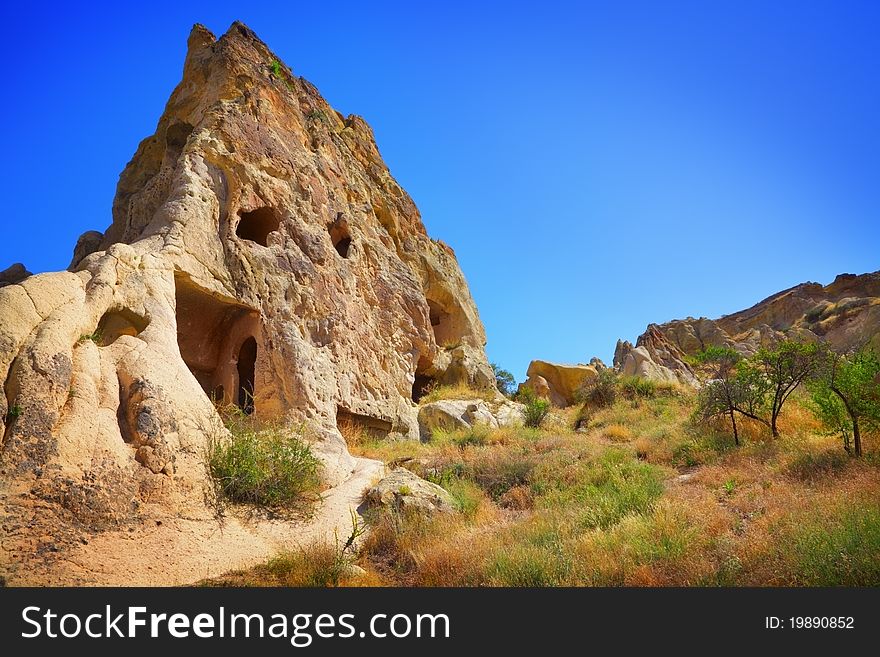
[17, 456, 384, 586]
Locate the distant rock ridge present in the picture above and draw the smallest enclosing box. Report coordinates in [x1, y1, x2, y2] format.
[614, 271, 880, 385]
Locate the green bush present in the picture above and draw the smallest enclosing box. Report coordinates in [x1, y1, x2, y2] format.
[577, 368, 618, 409]
[209, 417, 322, 507]
[519, 388, 550, 428]
[619, 375, 658, 399]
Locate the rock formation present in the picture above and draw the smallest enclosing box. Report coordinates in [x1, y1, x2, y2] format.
[614, 271, 880, 385]
[362, 468, 455, 515]
[417, 398, 524, 439]
[518, 360, 598, 406]
[0, 22, 494, 584]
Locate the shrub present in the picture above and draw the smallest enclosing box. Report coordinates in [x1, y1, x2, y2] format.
[209, 414, 322, 507]
[577, 368, 618, 409]
[467, 450, 538, 500]
[785, 447, 851, 482]
[603, 424, 633, 442]
[619, 376, 658, 399]
[519, 388, 550, 428]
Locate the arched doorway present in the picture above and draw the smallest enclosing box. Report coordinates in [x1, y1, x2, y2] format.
[237, 337, 257, 415]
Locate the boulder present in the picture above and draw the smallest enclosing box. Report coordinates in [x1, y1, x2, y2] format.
[519, 360, 597, 406]
[417, 398, 524, 438]
[362, 468, 455, 514]
[0, 263, 31, 288]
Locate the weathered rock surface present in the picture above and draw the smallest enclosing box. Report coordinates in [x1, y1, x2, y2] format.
[614, 272, 880, 385]
[0, 263, 31, 287]
[417, 398, 525, 438]
[518, 360, 598, 406]
[0, 22, 492, 584]
[362, 467, 455, 514]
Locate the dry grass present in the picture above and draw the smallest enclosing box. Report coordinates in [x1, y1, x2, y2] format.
[219, 389, 880, 587]
[418, 382, 497, 404]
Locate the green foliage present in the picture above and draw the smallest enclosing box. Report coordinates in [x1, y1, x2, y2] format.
[693, 345, 742, 367]
[491, 363, 516, 398]
[270, 59, 283, 77]
[784, 505, 880, 585]
[209, 415, 322, 507]
[535, 449, 664, 530]
[619, 375, 657, 399]
[808, 346, 880, 455]
[518, 388, 550, 428]
[577, 368, 618, 409]
[5, 404, 22, 422]
[79, 329, 103, 345]
[750, 340, 822, 437]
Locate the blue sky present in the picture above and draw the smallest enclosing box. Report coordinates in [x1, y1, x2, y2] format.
[1, 1, 877, 381]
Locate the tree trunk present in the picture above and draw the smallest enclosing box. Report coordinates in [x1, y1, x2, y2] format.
[729, 408, 739, 446]
[853, 417, 862, 458]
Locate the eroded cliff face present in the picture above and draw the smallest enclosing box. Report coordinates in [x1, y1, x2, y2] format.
[614, 271, 880, 385]
[0, 22, 493, 583]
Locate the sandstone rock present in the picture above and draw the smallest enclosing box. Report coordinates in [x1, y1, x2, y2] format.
[0, 22, 492, 583]
[620, 346, 681, 384]
[519, 360, 597, 406]
[614, 271, 880, 386]
[69, 230, 105, 269]
[0, 263, 31, 287]
[613, 340, 634, 370]
[417, 398, 524, 438]
[362, 468, 455, 514]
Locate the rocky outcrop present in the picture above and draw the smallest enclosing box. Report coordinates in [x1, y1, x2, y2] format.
[0, 22, 492, 584]
[417, 398, 524, 438]
[614, 271, 880, 385]
[518, 360, 598, 406]
[0, 263, 31, 288]
[362, 468, 455, 514]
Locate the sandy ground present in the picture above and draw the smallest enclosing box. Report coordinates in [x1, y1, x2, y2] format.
[14, 456, 384, 586]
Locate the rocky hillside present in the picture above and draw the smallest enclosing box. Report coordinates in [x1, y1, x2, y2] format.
[0, 23, 494, 584]
[614, 271, 880, 385]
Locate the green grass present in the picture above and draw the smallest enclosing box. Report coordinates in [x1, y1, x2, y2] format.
[785, 505, 880, 585]
[208, 414, 322, 507]
[78, 329, 103, 345]
[534, 448, 665, 529]
[5, 404, 21, 422]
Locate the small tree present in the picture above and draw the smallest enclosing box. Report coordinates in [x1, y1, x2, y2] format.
[693, 346, 746, 444]
[744, 340, 822, 438]
[491, 363, 517, 398]
[809, 346, 880, 457]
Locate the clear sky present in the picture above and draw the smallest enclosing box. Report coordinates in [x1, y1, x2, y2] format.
[1, 1, 877, 381]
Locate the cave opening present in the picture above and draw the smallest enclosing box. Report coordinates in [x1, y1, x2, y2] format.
[412, 374, 436, 403]
[236, 207, 280, 246]
[237, 337, 257, 415]
[411, 354, 436, 403]
[174, 274, 260, 413]
[427, 298, 464, 347]
[328, 217, 352, 258]
[336, 407, 392, 442]
[92, 308, 149, 346]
